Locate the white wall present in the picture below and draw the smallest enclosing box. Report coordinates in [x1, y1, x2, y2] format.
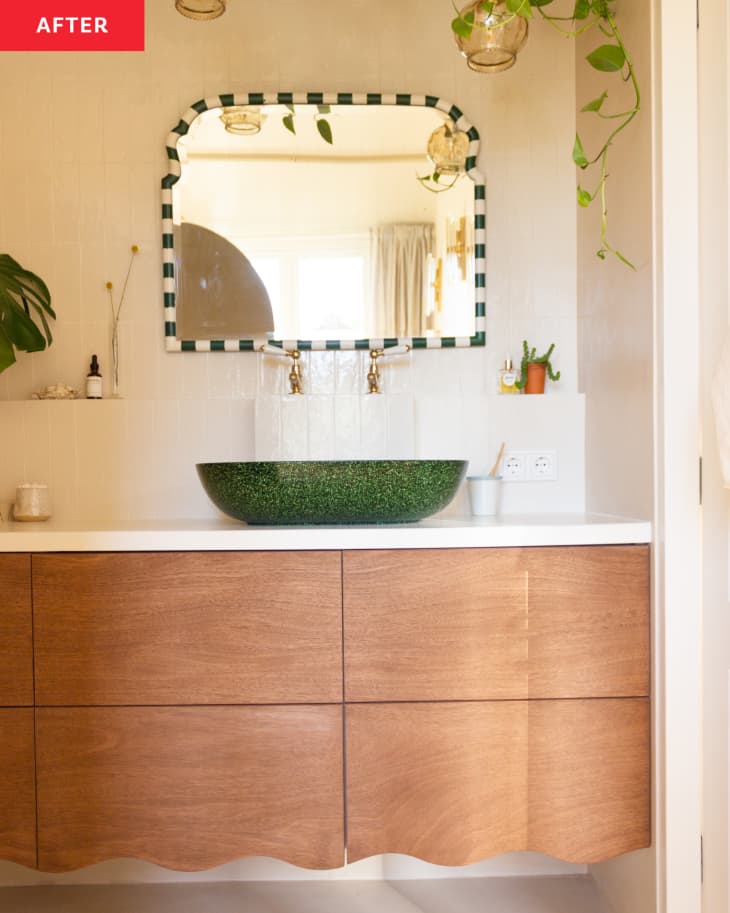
[575, 0, 657, 911]
[0, 0, 583, 524]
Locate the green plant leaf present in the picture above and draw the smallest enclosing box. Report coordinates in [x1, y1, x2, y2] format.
[284, 103, 295, 113]
[317, 105, 331, 114]
[581, 90, 608, 113]
[613, 248, 637, 270]
[529, 0, 554, 7]
[506, 0, 533, 17]
[316, 117, 333, 144]
[597, 248, 607, 259]
[0, 326, 16, 373]
[451, 14, 474, 39]
[282, 113, 296, 135]
[479, 1, 495, 14]
[572, 134, 589, 169]
[577, 186, 593, 207]
[573, 0, 591, 19]
[586, 44, 626, 72]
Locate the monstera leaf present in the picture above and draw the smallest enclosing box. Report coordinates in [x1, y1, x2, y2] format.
[0, 254, 55, 373]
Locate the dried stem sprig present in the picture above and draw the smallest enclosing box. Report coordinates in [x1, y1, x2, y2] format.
[106, 244, 139, 324]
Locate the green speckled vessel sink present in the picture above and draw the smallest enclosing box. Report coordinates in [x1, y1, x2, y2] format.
[196, 460, 468, 525]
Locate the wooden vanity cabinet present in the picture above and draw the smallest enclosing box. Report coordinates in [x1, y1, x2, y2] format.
[343, 545, 651, 864]
[0, 555, 36, 868]
[2, 544, 649, 872]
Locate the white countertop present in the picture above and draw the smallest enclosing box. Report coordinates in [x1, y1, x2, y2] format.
[0, 513, 651, 552]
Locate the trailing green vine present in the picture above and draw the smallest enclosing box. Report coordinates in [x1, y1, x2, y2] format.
[452, 0, 640, 268]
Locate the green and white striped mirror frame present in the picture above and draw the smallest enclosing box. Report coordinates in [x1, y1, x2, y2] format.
[161, 92, 485, 353]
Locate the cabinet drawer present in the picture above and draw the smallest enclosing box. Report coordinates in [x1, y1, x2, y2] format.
[37, 705, 344, 872]
[0, 555, 33, 706]
[344, 549, 528, 701]
[527, 546, 650, 698]
[0, 709, 36, 868]
[346, 701, 529, 864]
[529, 698, 651, 861]
[34, 552, 342, 705]
[346, 698, 649, 865]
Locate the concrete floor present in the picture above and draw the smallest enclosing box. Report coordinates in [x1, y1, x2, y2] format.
[0, 876, 613, 913]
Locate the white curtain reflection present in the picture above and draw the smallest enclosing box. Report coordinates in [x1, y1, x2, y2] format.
[370, 224, 435, 337]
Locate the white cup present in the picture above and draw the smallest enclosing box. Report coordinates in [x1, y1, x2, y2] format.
[467, 476, 502, 517]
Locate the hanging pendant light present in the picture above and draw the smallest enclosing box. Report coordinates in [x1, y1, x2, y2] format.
[454, 0, 528, 73]
[427, 121, 470, 175]
[219, 106, 266, 135]
[175, 0, 226, 20]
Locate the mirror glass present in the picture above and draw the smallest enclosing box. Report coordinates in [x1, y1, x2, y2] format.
[162, 93, 485, 351]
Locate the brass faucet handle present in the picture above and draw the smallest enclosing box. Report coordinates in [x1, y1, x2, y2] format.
[259, 345, 304, 395]
[367, 344, 410, 394]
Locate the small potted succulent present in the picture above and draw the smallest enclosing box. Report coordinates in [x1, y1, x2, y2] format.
[0, 254, 55, 374]
[514, 340, 560, 394]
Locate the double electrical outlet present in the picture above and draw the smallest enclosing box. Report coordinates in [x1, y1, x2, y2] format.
[501, 450, 558, 482]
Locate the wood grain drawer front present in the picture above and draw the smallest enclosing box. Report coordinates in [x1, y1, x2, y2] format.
[527, 546, 650, 698]
[529, 698, 651, 862]
[0, 709, 36, 868]
[343, 549, 528, 701]
[34, 552, 342, 705]
[346, 699, 650, 865]
[36, 705, 344, 872]
[0, 555, 33, 706]
[346, 702, 529, 865]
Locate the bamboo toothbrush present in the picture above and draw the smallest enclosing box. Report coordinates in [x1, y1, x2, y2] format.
[487, 442, 505, 478]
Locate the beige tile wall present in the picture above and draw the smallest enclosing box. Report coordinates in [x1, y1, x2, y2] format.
[0, 0, 582, 520]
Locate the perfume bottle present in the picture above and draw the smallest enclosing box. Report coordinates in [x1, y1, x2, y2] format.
[498, 357, 519, 394]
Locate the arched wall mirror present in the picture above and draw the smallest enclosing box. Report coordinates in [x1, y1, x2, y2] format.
[161, 92, 485, 352]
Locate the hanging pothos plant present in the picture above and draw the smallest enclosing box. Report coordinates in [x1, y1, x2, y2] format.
[452, 0, 640, 268]
[282, 104, 334, 144]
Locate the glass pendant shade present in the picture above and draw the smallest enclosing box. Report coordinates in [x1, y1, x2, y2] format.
[220, 107, 266, 135]
[427, 122, 470, 175]
[454, 0, 529, 73]
[175, 0, 226, 20]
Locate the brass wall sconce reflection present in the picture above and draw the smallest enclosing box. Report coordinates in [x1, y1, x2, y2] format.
[260, 345, 303, 395]
[447, 216, 469, 282]
[175, 0, 226, 21]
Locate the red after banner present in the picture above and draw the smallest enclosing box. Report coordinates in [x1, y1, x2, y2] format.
[0, 0, 145, 51]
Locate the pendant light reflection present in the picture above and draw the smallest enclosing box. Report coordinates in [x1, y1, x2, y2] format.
[454, 0, 528, 73]
[175, 0, 226, 20]
[220, 107, 266, 136]
[427, 121, 470, 176]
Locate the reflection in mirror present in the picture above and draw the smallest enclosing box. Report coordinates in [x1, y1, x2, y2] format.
[162, 93, 485, 352]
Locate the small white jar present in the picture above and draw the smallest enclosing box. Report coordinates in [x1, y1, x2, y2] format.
[14, 482, 51, 522]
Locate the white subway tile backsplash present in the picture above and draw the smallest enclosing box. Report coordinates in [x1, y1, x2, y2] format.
[359, 394, 388, 460]
[254, 396, 283, 461]
[307, 397, 336, 461]
[280, 396, 309, 461]
[386, 394, 415, 460]
[333, 396, 362, 460]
